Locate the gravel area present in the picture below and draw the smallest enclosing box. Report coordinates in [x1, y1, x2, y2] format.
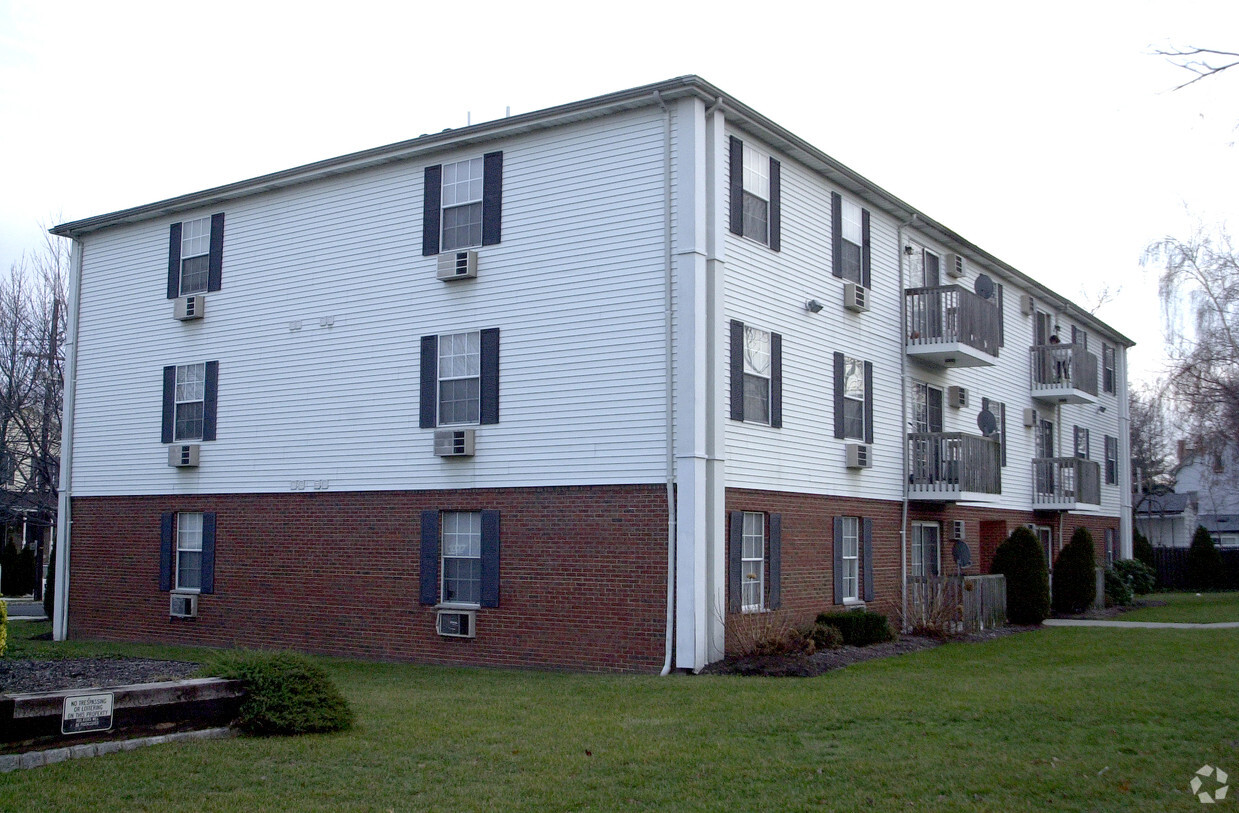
[1, 657, 203, 695]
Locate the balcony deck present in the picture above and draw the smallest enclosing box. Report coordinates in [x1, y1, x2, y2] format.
[1032, 457, 1101, 510]
[905, 286, 1001, 368]
[908, 432, 1002, 502]
[1029, 344, 1098, 404]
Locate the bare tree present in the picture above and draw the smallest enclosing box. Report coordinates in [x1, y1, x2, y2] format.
[1144, 224, 1239, 464]
[1128, 382, 1171, 492]
[1155, 45, 1239, 90]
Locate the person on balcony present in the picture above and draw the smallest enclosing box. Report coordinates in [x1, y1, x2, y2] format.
[1049, 333, 1071, 383]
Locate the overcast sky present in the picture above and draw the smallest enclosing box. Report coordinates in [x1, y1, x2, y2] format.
[2, 1, 1236, 385]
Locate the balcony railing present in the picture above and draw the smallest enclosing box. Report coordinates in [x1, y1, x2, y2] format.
[1029, 344, 1099, 398]
[908, 432, 1002, 498]
[1032, 457, 1101, 508]
[905, 285, 1001, 359]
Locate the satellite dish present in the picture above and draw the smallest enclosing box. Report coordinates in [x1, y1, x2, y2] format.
[952, 540, 972, 568]
[974, 274, 995, 300]
[977, 405, 998, 437]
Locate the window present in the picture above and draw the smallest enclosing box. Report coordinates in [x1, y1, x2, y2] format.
[167, 213, 224, 299]
[921, 250, 941, 288]
[1103, 344, 1116, 394]
[840, 516, 859, 602]
[743, 326, 771, 424]
[913, 382, 943, 434]
[422, 152, 503, 256]
[979, 397, 1007, 467]
[911, 522, 940, 578]
[728, 137, 780, 249]
[419, 330, 500, 429]
[841, 356, 865, 440]
[729, 320, 782, 427]
[441, 158, 484, 251]
[839, 199, 864, 283]
[441, 511, 482, 605]
[1033, 525, 1053, 570]
[740, 512, 765, 612]
[0, 453, 14, 486]
[1217, 534, 1239, 549]
[1105, 435, 1118, 485]
[176, 512, 203, 591]
[1105, 528, 1116, 565]
[1074, 426, 1090, 460]
[438, 331, 481, 425]
[173, 363, 205, 441]
[161, 361, 218, 444]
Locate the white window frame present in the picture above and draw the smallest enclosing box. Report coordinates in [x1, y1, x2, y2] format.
[440, 511, 482, 607]
[840, 516, 860, 603]
[1102, 344, 1116, 394]
[742, 326, 771, 425]
[179, 216, 211, 296]
[1216, 534, 1239, 549]
[1075, 426, 1090, 460]
[174, 362, 206, 441]
[840, 198, 864, 283]
[1033, 525, 1053, 570]
[740, 144, 770, 245]
[175, 512, 203, 593]
[842, 356, 866, 440]
[741, 511, 765, 613]
[437, 331, 481, 427]
[441, 157, 485, 252]
[911, 521, 940, 578]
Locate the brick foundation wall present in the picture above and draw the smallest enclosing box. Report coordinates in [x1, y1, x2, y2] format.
[68, 485, 670, 673]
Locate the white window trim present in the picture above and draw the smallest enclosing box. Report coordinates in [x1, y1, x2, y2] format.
[175, 511, 203, 594]
[173, 362, 206, 442]
[441, 157, 485, 252]
[179, 216, 211, 296]
[842, 356, 866, 440]
[437, 331, 481, 427]
[911, 521, 940, 579]
[440, 511, 482, 608]
[741, 511, 766, 613]
[841, 516, 860, 603]
[742, 326, 772, 425]
[840, 198, 864, 283]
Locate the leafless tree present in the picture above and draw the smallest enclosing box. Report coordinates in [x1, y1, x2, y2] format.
[1155, 45, 1239, 90]
[1144, 224, 1239, 466]
[1128, 382, 1171, 492]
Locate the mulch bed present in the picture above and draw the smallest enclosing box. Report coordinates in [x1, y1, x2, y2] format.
[1, 658, 203, 695]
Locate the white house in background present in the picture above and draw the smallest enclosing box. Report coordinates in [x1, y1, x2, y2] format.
[1173, 439, 1239, 548]
[50, 76, 1133, 673]
[1135, 491, 1197, 548]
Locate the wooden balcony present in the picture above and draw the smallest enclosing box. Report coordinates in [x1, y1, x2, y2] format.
[908, 432, 1002, 502]
[905, 286, 1001, 368]
[1029, 344, 1099, 404]
[1032, 457, 1101, 510]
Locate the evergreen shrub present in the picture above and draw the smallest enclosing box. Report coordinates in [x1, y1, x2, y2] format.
[210, 651, 354, 736]
[814, 609, 894, 646]
[1114, 558, 1156, 595]
[990, 526, 1050, 624]
[1132, 529, 1156, 571]
[1053, 527, 1099, 614]
[1104, 567, 1133, 606]
[1186, 525, 1224, 590]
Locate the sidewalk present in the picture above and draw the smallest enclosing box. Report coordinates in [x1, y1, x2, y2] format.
[1, 596, 47, 621]
[1044, 618, 1239, 629]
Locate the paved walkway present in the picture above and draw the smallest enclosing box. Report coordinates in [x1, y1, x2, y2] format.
[1044, 619, 1239, 629]
[1, 597, 46, 621]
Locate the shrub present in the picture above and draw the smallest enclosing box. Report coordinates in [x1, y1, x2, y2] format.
[901, 578, 964, 639]
[0, 541, 16, 595]
[210, 651, 354, 736]
[0, 596, 7, 656]
[1132, 528, 1156, 571]
[990, 526, 1050, 624]
[809, 622, 844, 651]
[42, 539, 55, 620]
[1104, 567, 1133, 607]
[1186, 525, 1224, 590]
[726, 610, 817, 658]
[1114, 558, 1156, 595]
[1052, 527, 1099, 614]
[815, 610, 894, 646]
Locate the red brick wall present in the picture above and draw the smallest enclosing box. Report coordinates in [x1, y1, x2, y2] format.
[68, 485, 670, 673]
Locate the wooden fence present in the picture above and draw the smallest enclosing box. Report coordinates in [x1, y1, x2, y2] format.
[1151, 548, 1239, 590]
[907, 575, 1007, 633]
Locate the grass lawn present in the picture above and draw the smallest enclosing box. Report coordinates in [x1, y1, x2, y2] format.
[1122, 591, 1239, 624]
[3, 622, 1237, 811]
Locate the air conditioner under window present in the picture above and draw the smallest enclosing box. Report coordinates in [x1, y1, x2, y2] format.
[845, 443, 872, 469]
[174, 295, 205, 321]
[843, 282, 869, 313]
[1023, 407, 1038, 428]
[434, 429, 475, 457]
[948, 386, 968, 409]
[945, 253, 965, 278]
[436, 609, 476, 638]
[436, 250, 478, 280]
[953, 520, 967, 541]
[170, 593, 198, 618]
[168, 444, 200, 468]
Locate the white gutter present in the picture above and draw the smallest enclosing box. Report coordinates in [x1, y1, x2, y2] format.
[53, 238, 84, 641]
[656, 91, 676, 676]
[897, 214, 918, 630]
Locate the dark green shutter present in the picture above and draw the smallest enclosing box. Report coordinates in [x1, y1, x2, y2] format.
[862, 518, 874, 601]
[201, 512, 216, 594]
[161, 366, 176, 443]
[730, 320, 744, 422]
[207, 213, 225, 292]
[481, 151, 503, 246]
[831, 192, 842, 278]
[729, 137, 744, 236]
[768, 158, 781, 251]
[167, 222, 182, 299]
[863, 360, 874, 444]
[728, 511, 743, 613]
[832, 517, 844, 604]
[202, 361, 219, 442]
[861, 209, 871, 288]
[419, 335, 438, 429]
[480, 510, 500, 607]
[768, 513, 782, 610]
[833, 352, 845, 439]
[422, 164, 442, 256]
[159, 513, 174, 591]
[480, 328, 500, 425]
[770, 332, 782, 428]
[419, 511, 440, 605]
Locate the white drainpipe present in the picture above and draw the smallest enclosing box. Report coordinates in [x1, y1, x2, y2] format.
[655, 91, 675, 676]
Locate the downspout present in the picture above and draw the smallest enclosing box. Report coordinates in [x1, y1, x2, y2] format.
[897, 214, 918, 630]
[656, 90, 675, 676]
[53, 238, 84, 641]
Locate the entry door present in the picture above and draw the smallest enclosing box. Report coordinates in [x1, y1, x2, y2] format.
[912, 522, 941, 578]
[1035, 310, 1053, 346]
[922, 250, 941, 288]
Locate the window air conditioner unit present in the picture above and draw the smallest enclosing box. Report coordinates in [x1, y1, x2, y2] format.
[1023, 408, 1038, 428]
[948, 386, 968, 409]
[170, 593, 198, 618]
[843, 282, 869, 313]
[1020, 293, 1034, 316]
[434, 428, 476, 457]
[174, 295, 205, 321]
[436, 250, 478, 280]
[168, 444, 200, 468]
[845, 443, 872, 469]
[953, 520, 967, 541]
[945, 253, 966, 279]
[436, 609, 476, 638]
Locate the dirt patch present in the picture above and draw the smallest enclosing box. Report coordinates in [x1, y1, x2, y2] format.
[701, 625, 1038, 677]
[1, 657, 203, 695]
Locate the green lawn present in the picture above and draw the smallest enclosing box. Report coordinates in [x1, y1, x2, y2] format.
[1122, 591, 1239, 623]
[3, 622, 1237, 811]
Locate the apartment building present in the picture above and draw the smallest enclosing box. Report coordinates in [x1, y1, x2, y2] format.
[50, 76, 1132, 672]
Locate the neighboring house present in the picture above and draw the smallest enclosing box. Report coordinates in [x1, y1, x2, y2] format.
[49, 77, 1133, 673]
[1198, 514, 1239, 549]
[1173, 440, 1239, 516]
[1135, 491, 1198, 549]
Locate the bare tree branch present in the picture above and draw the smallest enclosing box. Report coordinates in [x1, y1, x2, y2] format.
[1154, 45, 1239, 90]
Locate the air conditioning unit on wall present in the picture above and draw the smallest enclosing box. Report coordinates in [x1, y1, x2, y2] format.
[170, 593, 198, 618]
[843, 282, 869, 313]
[845, 443, 872, 469]
[437, 250, 478, 280]
[945, 253, 965, 278]
[948, 386, 968, 409]
[434, 429, 476, 457]
[436, 609, 476, 638]
[173, 295, 205, 321]
[953, 520, 966, 541]
[1023, 408, 1038, 428]
[168, 444, 200, 467]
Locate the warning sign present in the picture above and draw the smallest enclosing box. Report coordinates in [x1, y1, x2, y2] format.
[62, 692, 114, 735]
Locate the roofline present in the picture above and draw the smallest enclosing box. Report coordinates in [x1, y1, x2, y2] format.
[52, 74, 1133, 347]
